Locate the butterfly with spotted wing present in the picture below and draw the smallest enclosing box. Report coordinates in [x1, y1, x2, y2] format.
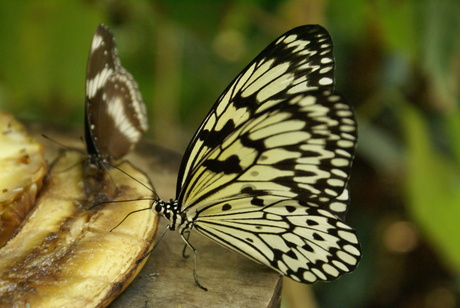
[142, 25, 361, 290]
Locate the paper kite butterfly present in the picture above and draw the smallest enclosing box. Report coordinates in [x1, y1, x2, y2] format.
[151, 25, 360, 289]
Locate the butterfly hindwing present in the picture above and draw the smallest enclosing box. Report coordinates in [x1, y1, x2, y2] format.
[193, 200, 359, 283]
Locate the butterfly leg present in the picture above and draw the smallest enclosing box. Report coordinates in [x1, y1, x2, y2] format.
[181, 229, 191, 259]
[180, 228, 208, 291]
[136, 224, 171, 264]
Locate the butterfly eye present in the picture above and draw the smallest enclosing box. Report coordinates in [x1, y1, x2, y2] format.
[154, 202, 163, 214]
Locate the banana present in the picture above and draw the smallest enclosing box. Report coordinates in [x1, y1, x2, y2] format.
[0, 145, 157, 307]
[0, 112, 48, 246]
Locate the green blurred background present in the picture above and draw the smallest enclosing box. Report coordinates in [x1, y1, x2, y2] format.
[0, 0, 459, 307]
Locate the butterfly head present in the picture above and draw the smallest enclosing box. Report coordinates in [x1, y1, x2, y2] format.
[154, 199, 184, 231]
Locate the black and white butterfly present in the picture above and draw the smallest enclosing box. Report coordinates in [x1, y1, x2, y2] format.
[83, 24, 148, 201]
[85, 24, 148, 167]
[147, 25, 360, 288]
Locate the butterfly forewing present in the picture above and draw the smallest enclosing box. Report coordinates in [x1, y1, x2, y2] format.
[85, 24, 148, 161]
[180, 91, 357, 218]
[86, 25, 120, 99]
[177, 25, 336, 193]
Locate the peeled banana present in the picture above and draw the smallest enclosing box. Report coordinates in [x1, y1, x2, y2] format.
[0, 118, 157, 307]
[0, 112, 48, 246]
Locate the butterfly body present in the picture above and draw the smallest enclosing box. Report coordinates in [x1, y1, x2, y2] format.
[151, 24, 360, 286]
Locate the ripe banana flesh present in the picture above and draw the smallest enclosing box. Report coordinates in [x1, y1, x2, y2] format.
[0, 112, 48, 246]
[0, 148, 157, 307]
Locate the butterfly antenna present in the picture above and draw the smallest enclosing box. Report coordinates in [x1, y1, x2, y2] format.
[109, 201, 156, 232]
[42, 134, 78, 151]
[42, 134, 85, 172]
[88, 198, 155, 210]
[103, 161, 160, 200]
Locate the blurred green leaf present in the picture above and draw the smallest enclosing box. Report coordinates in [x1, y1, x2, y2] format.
[376, 0, 418, 59]
[0, 0, 103, 122]
[403, 102, 460, 272]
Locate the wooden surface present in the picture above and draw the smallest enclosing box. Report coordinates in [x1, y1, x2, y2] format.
[34, 126, 282, 308]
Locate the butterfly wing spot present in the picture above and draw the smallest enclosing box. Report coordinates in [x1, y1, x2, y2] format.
[331, 158, 349, 167]
[337, 250, 358, 265]
[329, 201, 347, 214]
[280, 34, 298, 44]
[344, 244, 361, 256]
[322, 263, 340, 277]
[221, 204, 232, 211]
[250, 197, 265, 206]
[91, 34, 104, 52]
[319, 67, 333, 74]
[319, 77, 333, 86]
[306, 219, 319, 226]
[240, 185, 257, 194]
[337, 139, 355, 148]
[87, 67, 113, 99]
[326, 178, 344, 187]
[202, 155, 243, 174]
[332, 260, 350, 272]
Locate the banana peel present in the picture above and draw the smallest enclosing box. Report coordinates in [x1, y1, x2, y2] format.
[0, 150, 158, 307]
[0, 112, 48, 246]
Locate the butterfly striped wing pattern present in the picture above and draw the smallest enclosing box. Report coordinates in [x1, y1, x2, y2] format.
[85, 24, 148, 162]
[167, 25, 360, 284]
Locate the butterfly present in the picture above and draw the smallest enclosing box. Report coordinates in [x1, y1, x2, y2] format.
[83, 24, 148, 200]
[148, 24, 360, 289]
[85, 24, 148, 167]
